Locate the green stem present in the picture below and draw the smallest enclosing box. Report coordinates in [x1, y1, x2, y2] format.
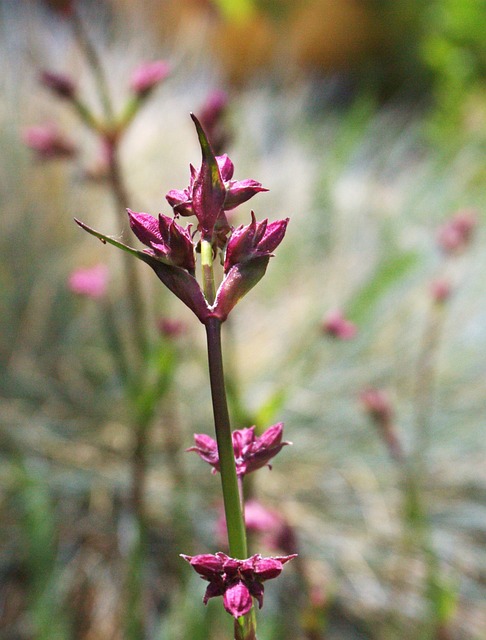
[205, 318, 257, 640]
[205, 318, 247, 558]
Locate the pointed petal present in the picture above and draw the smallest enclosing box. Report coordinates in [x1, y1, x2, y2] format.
[191, 113, 226, 240]
[127, 209, 162, 247]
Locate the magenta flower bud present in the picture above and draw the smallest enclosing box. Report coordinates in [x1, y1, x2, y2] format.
[180, 552, 296, 619]
[436, 209, 478, 254]
[322, 309, 357, 340]
[224, 213, 288, 272]
[23, 124, 76, 160]
[40, 70, 76, 99]
[68, 264, 108, 299]
[129, 60, 170, 97]
[188, 424, 291, 477]
[127, 209, 195, 273]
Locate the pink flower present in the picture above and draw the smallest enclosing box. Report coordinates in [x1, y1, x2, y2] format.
[187, 424, 291, 477]
[129, 60, 170, 96]
[430, 278, 452, 303]
[23, 124, 76, 160]
[40, 70, 76, 100]
[322, 309, 357, 340]
[181, 552, 296, 618]
[436, 210, 478, 254]
[68, 264, 108, 299]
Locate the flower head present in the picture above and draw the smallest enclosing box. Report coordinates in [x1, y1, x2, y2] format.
[322, 309, 357, 340]
[129, 60, 171, 97]
[68, 264, 108, 299]
[181, 552, 296, 618]
[188, 423, 291, 477]
[23, 124, 76, 160]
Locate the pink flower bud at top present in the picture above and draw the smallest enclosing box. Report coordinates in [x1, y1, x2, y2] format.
[23, 124, 76, 160]
[68, 264, 108, 299]
[40, 70, 76, 100]
[430, 277, 453, 304]
[436, 209, 478, 254]
[322, 309, 357, 340]
[181, 552, 296, 619]
[129, 60, 170, 97]
[157, 317, 187, 339]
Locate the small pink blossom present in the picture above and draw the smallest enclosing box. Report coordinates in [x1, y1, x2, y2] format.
[157, 317, 187, 339]
[198, 89, 230, 155]
[68, 264, 108, 299]
[181, 552, 297, 619]
[436, 210, 478, 254]
[217, 500, 298, 554]
[430, 278, 452, 303]
[23, 124, 76, 160]
[129, 60, 170, 96]
[188, 424, 291, 477]
[322, 309, 357, 340]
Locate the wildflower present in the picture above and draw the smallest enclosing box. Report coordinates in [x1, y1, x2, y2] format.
[322, 309, 357, 340]
[436, 210, 477, 254]
[23, 124, 76, 160]
[68, 264, 108, 299]
[76, 115, 287, 323]
[127, 209, 196, 273]
[129, 60, 171, 97]
[188, 423, 291, 477]
[181, 552, 297, 618]
[40, 70, 76, 100]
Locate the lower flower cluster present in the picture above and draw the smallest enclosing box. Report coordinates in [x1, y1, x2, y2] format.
[181, 552, 297, 618]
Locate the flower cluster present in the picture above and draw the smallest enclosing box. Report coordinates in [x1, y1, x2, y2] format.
[181, 552, 296, 619]
[436, 209, 477, 254]
[322, 309, 357, 340]
[77, 115, 288, 324]
[188, 424, 290, 476]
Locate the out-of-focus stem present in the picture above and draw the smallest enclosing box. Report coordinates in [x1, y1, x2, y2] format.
[71, 7, 114, 123]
